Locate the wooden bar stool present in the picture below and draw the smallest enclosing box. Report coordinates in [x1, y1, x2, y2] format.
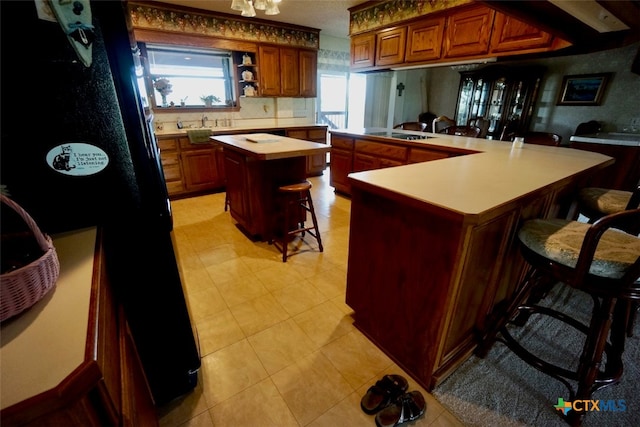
[272, 180, 323, 262]
[479, 209, 640, 426]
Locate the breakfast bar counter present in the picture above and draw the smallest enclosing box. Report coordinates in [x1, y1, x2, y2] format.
[338, 129, 613, 392]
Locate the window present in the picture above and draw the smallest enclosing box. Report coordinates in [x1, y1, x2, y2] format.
[140, 43, 236, 109]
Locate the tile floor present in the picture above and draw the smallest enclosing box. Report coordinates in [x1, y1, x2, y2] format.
[158, 170, 465, 427]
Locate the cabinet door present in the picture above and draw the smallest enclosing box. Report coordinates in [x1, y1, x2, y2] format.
[353, 153, 379, 172]
[182, 149, 220, 192]
[376, 27, 406, 66]
[351, 32, 376, 69]
[329, 148, 353, 194]
[443, 5, 494, 58]
[490, 12, 553, 54]
[299, 49, 317, 97]
[280, 47, 300, 96]
[223, 150, 251, 228]
[406, 17, 445, 62]
[259, 45, 281, 96]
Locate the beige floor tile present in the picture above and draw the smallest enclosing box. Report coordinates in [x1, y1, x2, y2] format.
[214, 274, 269, 308]
[181, 267, 216, 294]
[271, 280, 328, 317]
[158, 382, 209, 427]
[293, 300, 354, 348]
[248, 318, 317, 375]
[271, 351, 355, 426]
[229, 293, 290, 336]
[255, 262, 308, 292]
[307, 267, 348, 299]
[306, 391, 374, 427]
[200, 339, 269, 407]
[208, 378, 299, 427]
[320, 331, 394, 389]
[188, 286, 228, 323]
[197, 243, 240, 267]
[195, 308, 246, 357]
[204, 257, 253, 286]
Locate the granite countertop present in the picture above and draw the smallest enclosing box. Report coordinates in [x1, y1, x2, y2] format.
[334, 128, 613, 218]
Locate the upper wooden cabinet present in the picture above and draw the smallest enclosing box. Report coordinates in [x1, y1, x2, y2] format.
[406, 17, 445, 62]
[259, 45, 316, 97]
[490, 12, 554, 54]
[299, 49, 317, 97]
[375, 27, 407, 66]
[351, 32, 376, 69]
[280, 47, 300, 97]
[259, 45, 282, 96]
[443, 5, 495, 59]
[349, 4, 569, 71]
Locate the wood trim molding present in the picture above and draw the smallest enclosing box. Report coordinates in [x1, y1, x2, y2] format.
[128, 1, 319, 49]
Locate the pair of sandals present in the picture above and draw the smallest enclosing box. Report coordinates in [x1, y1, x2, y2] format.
[360, 374, 426, 427]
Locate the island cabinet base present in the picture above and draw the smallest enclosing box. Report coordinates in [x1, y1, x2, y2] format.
[345, 180, 580, 391]
[223, 149, 307, 241]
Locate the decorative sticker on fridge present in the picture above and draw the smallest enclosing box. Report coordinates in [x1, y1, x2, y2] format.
[46, 142, 109, 176]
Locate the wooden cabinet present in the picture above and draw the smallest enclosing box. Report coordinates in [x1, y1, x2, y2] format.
[286, 126, 327, 176]
[454, 65, 545, 140]
[375, 27, 406, 66]
[490, 12, 554, 54]
[0, 229, 157, 427]
[350, 32, 376, 69]
[258, 45, 316, 97]
[157, 135, 225, 199]
[406, 17, 445, 62]
[568, 142, 640, 191]
[330, 132, 476, 195]
[354, 140, 407, 171]
[158, 137, 184, 195]
[443, 5, 495, 59]
[299, 49, 317, 97]
[223, 148, 252, 232]
[329, 135, 355, 194]
[280, 47, 300, 96]
[259, 45, 281, 96]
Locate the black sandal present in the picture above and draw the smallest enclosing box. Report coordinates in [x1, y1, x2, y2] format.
[374, 391, 426, 427]
[360, 374, 409, 414]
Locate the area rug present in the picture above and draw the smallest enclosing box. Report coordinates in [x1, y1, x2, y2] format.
[433, 283, 639, 427]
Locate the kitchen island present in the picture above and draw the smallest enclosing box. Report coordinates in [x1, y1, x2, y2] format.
[211, 133, 330, 241]
[336, 129, 613, 391]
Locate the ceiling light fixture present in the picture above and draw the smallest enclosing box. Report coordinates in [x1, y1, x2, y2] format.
[231, 0, 281, 17]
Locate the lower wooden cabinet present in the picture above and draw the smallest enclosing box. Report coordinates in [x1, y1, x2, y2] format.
[285, 127, 328, 176]
[330, 132, 474, 195]
[157, 135, 225, 198]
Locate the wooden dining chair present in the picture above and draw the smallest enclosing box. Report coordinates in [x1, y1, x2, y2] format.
[504, 131, 563, 146]
[574, 120, 601, 135]
[432, 116, 456, 133]
[394, 122, 428, 132]
[439, 125, 481, 138]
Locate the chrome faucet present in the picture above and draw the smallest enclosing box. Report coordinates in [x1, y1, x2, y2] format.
[201, 115, 208, 128]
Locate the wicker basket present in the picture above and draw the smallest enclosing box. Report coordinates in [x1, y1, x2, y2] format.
[1, 195, 60, 322]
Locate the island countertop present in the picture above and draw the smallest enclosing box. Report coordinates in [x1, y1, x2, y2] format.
[339, 128, 615, 392]
[211, 133, 330, 160]
[333, 128, 614, 219]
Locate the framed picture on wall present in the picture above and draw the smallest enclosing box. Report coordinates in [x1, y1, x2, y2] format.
[556, 73, 611, 106]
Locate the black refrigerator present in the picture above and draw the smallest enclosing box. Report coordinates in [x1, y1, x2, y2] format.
[1, 0, 200, 405]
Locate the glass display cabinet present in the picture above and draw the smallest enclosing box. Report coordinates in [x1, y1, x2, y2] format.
[454, 65, 545, 139]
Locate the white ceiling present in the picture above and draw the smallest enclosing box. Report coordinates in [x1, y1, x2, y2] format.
[151, 0, 364, 38]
